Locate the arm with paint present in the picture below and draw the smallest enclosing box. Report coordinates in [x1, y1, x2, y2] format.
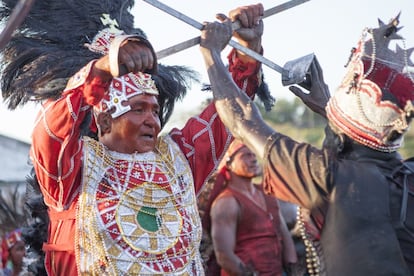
[200, 15, 273, 161]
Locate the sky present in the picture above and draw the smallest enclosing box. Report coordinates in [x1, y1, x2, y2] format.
[0, 0, 414, 143]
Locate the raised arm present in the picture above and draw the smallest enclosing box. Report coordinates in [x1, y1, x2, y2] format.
[200, 6, 274, 160]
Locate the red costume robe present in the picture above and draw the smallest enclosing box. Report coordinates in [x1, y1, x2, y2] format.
[30, 51, 260, 275]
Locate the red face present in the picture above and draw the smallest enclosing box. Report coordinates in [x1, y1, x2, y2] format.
[108, 94, 161, 154]
[229, 146, 261, 178]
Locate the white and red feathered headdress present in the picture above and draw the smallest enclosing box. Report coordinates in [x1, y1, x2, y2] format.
[326, 14, 414, 152]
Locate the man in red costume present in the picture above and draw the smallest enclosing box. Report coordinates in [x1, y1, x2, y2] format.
[210, 140, 297, 275]
[27, 3, 265, 275]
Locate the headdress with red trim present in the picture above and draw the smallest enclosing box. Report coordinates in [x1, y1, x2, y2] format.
[1, 229, 22, 268]
[217, 139, 247, 181]
[82, 25, 160, 118]
[326, 14, 414, 152]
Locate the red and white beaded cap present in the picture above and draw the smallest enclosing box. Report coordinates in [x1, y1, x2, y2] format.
[326, 13, 414, 152]
[85, 16, 159, 118]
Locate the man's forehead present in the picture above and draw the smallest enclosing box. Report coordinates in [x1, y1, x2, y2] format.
[233, 146, 252, 156]
[128, 94, 159, 105]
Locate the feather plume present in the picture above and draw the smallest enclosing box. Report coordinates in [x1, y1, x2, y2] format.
[0, 0, 199, 126]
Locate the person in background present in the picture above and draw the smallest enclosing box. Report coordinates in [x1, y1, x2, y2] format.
[210, 139, 297, 276]
[199, 8, 414, 276]
[1, 229, 26, 276]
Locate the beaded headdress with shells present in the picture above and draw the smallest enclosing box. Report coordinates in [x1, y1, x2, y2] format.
[326, 14, 414, 152]
[97, 71, 160, 118]
[85, 21, 160, 118]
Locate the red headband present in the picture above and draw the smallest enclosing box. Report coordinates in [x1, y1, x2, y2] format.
[217, 140, 247, 181]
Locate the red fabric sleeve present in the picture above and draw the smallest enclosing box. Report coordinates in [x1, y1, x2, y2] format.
[227, 48, 262, 99]
[169, 102, 232, 195]
[170, 51, 261, 194]
[30, 61, 110, 210]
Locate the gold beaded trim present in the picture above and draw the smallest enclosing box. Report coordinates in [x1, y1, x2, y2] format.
[76, 136, 204, 275]
[297, 206, 321, 276]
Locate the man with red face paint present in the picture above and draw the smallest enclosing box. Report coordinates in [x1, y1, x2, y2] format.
[27, 3, 265, 276]
[209, 140, 297, 276]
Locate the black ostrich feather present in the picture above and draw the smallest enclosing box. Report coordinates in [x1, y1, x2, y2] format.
[256, 72, 275, 112]
[0, 0, 199, 127]
[155, 64, 200, 128]
[0, 0, 139, 108]
[21, 168, 48, 276]
[0, 184, 29, 235]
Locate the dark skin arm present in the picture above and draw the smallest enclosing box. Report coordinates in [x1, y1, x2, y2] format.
[200, 10, 273, 160]
[207, 7, 265, 275]
[200, 4, 330, 159]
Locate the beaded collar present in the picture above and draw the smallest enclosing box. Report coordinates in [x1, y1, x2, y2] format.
[75, 136, 204, 275]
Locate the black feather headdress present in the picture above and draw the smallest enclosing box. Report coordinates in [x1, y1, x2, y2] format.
[0, 0, 198, 127]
